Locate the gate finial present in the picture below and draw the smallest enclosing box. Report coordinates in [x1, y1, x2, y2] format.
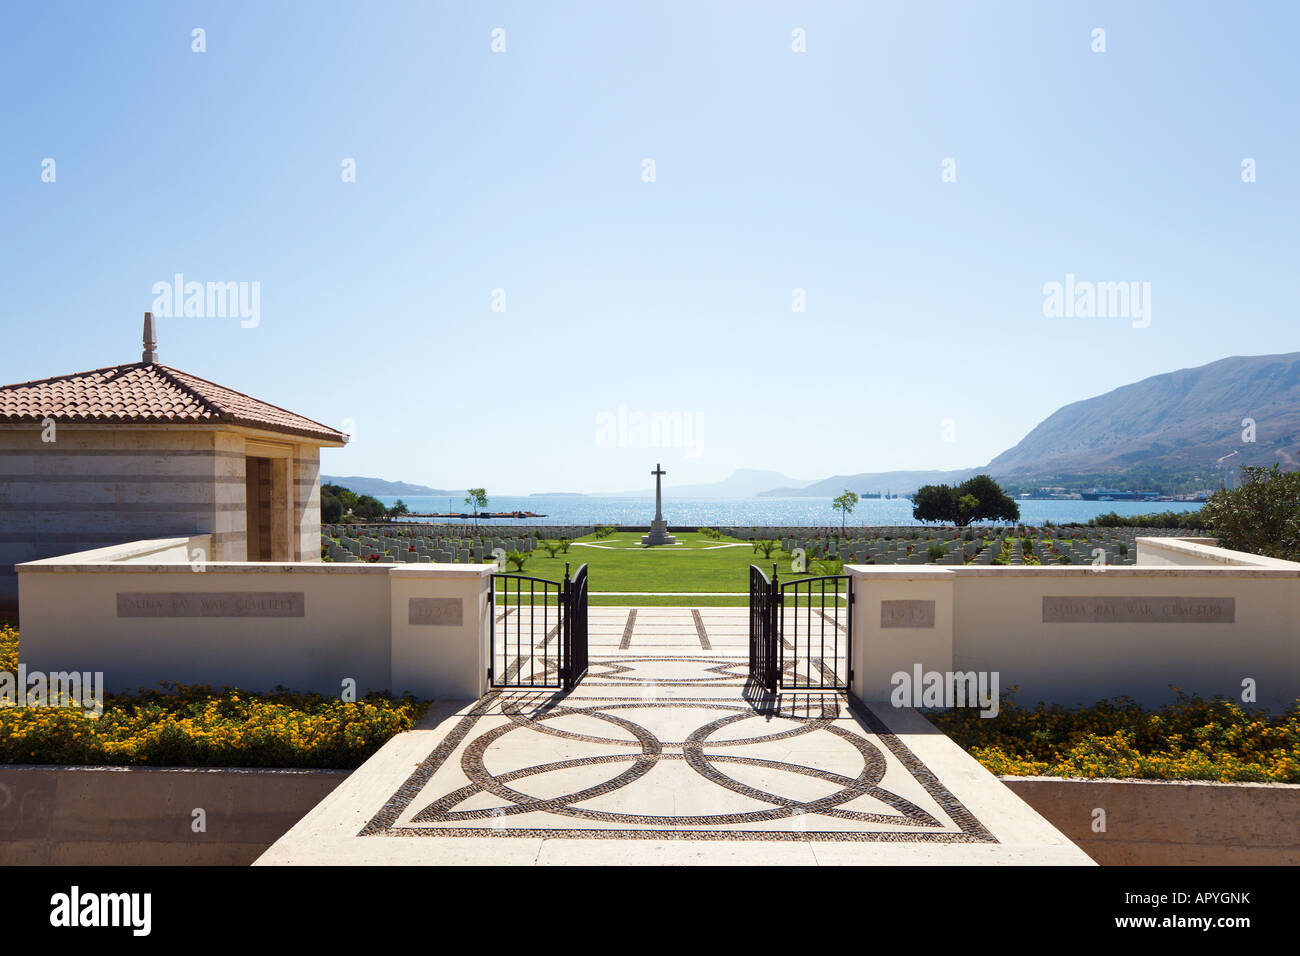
[141, 311, 158, 364]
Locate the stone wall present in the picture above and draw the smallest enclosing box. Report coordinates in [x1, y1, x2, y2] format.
[849, 538, 1300, 711]
[0, 424, 328, 618]
[0, 765, 348, 865]
[2, 765, 1294, 866]
[0, 425, 229, 617]
[1002, 776, 1300, 865]
[17, 543, 494, 699]
[295, 450, 322, 562]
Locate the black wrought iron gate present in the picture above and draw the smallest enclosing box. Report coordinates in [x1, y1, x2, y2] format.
[489, 562, 589, 690]
[748, 565, 778, 691]
[565, 563, 589, 686]
[749, 564, 853, 692]
[780, 573, 852, 690]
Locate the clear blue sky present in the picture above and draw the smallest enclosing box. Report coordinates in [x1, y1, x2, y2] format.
[3, 1, 1296, 494]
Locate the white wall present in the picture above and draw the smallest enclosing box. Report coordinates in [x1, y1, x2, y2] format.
[849, 538, 1300, 712]
[18, 542, 494, 699]
[1135, 536, 1295, 568]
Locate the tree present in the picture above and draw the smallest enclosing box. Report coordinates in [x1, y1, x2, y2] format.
[956, 493, 980, 527]
[1200, 464, 1300, 560]
[464, 488, 488, 529]
[912, 474, 1020, 527]
[832, 490, 859, 534]
[352, 494, 386, 520]
[321, 495, 342, 523]
[321, 482, 415, 524]
[321, 482, 357, 523]
[910, 484, 954, 525]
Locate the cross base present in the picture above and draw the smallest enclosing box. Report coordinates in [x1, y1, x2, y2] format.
[641, 519, 676, 546]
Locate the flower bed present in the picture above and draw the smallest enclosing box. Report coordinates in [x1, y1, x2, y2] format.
[0, 626, 427, 769]
[925, 688, 1300, 783]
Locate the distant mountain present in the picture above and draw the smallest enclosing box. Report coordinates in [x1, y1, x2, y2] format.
[322, 476, 466, 497]
[768, 353, 1300, 496]
[986, 353, 1300, 479]
[609, 468, 816, 498]
[761, 469, 980, 498]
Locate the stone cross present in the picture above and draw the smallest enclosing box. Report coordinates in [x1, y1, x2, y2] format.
[642, 463, 676, 546]
[652, 463, 666, 521]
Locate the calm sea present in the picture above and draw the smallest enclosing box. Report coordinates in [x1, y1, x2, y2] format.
[376, 495, 1205, 528]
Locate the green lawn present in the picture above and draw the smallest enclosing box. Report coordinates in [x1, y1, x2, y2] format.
[511, 531, 833, 597]
[590, 594, 751, 607]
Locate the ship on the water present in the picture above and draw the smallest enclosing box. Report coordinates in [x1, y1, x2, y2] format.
[1080, 487, 1139, 501]
[404, 511, 549, 520]
[1080, 488, 1209, 503]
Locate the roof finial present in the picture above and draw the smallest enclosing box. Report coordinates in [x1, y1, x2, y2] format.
[142, 311, 157, 364]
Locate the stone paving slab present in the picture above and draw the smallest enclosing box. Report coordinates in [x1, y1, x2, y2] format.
[258, 608, 1093, 866]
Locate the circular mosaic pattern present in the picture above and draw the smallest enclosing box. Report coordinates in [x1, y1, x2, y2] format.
[411, 697, 942, 829]
[582, 656, 752, 684]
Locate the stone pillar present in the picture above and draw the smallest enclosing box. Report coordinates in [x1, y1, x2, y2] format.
[389, 565, 494, 700]
[847, 565, 954, 702]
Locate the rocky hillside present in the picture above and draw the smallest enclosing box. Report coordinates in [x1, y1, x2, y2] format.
[985, 353, 1300, 478]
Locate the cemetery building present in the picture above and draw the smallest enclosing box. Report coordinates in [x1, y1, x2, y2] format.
[0, 314, 347, 617]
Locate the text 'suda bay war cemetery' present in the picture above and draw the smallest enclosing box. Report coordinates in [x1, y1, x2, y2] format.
[2, 5, 1298, 875]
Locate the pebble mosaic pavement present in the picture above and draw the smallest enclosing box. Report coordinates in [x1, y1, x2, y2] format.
[363, 607, 993, 842]
[259, 608, 1094, 864]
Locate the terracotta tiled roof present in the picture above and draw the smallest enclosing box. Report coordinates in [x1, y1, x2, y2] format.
[0, 363, 347, 444]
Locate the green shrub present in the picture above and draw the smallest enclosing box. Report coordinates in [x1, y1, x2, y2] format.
[1200, 464, 1300, 560]
[1088, 510, 1206, 530]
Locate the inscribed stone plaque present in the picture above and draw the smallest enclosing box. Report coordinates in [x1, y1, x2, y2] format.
[117, 592, 305, 618]
[408, 597, 464, 627]
[1042, 596, 1235, 624]
[881, 599, 936, 628]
